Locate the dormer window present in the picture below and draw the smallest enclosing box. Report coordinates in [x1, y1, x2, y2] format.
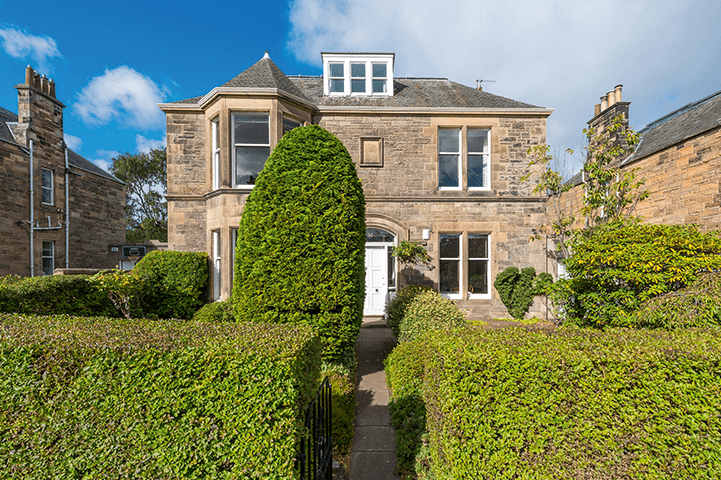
[322, 53, 394, 97]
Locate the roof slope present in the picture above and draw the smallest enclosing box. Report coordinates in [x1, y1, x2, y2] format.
[628, 90, 721, 162]
[221, 55, 312, 102]
[0, 106, 123, 184]
[290, 76, 541, 109]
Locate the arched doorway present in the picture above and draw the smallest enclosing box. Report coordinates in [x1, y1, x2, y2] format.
[364, 227, 397, 315]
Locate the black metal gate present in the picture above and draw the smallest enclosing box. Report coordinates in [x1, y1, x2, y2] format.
[297, 376, 332, 480]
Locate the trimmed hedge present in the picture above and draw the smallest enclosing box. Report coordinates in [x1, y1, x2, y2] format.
[193, 298, 235, 323]
[233, 125, 365, 362]
[412, 327, 721, 479]
[0, 313, 320, 479]
[397, 290, 467, 343]
[386, 285, 432, 337]
[133, 250, 209, 319]
[0, 275, 116, 317]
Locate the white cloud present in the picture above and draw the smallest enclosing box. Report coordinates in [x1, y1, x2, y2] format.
[287, 0, 721, 173]
[92, 158, 112, 173]
[89, 149, 120, 173]
[63, 133, 82, 152]
[0, 25, 61, 71]
[73, 66, 168, 129]
[136, 134, 166, 153]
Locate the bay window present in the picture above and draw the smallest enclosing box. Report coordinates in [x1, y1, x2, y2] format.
[233, 113, 270, 187]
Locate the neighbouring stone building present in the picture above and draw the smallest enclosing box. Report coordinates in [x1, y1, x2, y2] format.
[563, 86, 721, 232]
[159, 52, 553, 319]
[0, 66, 126, 277]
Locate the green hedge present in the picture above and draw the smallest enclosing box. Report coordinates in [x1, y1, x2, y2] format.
[233, 125, 365, 362]
[0, 313, 320, 479]
[397, 290, 467, 343]
[0, 275, 117, 317]
[134, 250, 209, 319]
[193, 298, 235, 323]
[386, 285, 432, 337]
[416, 327, 721, 479]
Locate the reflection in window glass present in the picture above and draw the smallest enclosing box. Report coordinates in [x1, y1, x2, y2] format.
[372, 63, 387, 93]
[283, 118, 301, 136]
[351, 63, 365, 93]
[41, 168, 53, 204]
[468, 234, 489, 295]
[234, 114, 269, 186]
[438, 129, 460, 188]
[366, 228, 395, 243]
[468, 129, 489, 188]
[440, 234, 460, 293]
[42, 241, 54, 276]
[329, 63, 344, 93]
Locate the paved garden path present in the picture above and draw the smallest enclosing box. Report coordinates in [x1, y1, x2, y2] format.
[348, 318, 400, 480]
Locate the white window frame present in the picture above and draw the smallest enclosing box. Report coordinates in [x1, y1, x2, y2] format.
[438, 127, 492, 191]
[467, 128, 491, 191]
[232, 112, 270, 189]
[439, 233, 462, 299]
[438, 128, 462, 191]
[231, 228, 238, 286]
[212, 230, 221, 301]
[211, 118, 220, 190]
[372, 63, 388, 94]
[467, 233, 491, 299]
[322, 53, 394, 97]
[350, 62, 366, 94]
[42, 241, 54, 276]
[41, 168, 54, 205]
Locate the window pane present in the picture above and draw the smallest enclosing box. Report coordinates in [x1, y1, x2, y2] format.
[42, 187, 52, 204]
[468, 129, 488, 153]
[372, 63, 386, 78]
[366, 228, 395, 243]
[439, 155, 459, 188]
[438, 128, 459, 153]
[42, 169, 52, 187]
[330, 79, 344, 93]
[329, 63, 344, 77]
[234, 115, 268, 144]
[468, 154, 486, 188]
[235, 146, 270, 185]
[351, 79, 365, 93]
[440, 260, 459, 293]
[351, 63, 365, 78]
[388, 248, 396, 291]
[42, 241, 53, 257]
[468, 234, 488, 258]
[440, 234, 460, 258]
[372, 80, 386, 93]
[283, 118, 301, 136]
[468, 259, 488, 294]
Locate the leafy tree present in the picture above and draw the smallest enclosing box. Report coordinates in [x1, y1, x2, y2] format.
[233, 125, 365, 362]
[109, 148, 167, 242]
[558, 221, 721, 327]
[523, 114, 648, 259]
[493, 266, 550, 319]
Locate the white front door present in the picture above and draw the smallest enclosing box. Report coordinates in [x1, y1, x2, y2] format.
[364, 246, 387, 315]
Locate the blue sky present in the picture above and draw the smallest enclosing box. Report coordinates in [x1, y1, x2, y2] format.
[1, 0, 719, 175]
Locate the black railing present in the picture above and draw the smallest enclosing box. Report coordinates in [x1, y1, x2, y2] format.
[297, 376, 333, 480]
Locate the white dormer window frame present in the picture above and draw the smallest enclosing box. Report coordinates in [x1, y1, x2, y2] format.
[322, 53, 394, 97]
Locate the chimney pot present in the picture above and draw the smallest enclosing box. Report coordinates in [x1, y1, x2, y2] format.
[600, 95, 608, 111]
[614, 84, 622, 103]
[49, 79, 56, 98]
[607, 90, 615, 107]
[40, 75, 49, 95]
[594, 104, 601, 116]
[25, 65, 34, 85]
[33, 73, 41, 90]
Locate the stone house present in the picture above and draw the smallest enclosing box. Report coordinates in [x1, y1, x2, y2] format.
[563, 86, 721, 232]
[0, 66, 126, 277]
[159, 52, 553, 319]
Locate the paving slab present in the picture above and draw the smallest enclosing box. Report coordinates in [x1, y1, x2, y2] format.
[349, 326, 399, 480]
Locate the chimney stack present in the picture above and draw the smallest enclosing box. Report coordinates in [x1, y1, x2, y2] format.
[594, 104, 601, 116]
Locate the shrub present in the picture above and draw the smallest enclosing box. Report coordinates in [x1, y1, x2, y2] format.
[386, 285, 432, 336]
[193, 298, 235, 323]
[0, 275, 116, 317]
[421, 327, 721, 479]
[133, 250, 209, 319]
[233, 125, 365, 362]
[398, 290, 466, 343]
[494, 266, 545, 319]
[628, 271, 721, 329]
[560, 221, 721, 327]
[0, 313, 320, 478]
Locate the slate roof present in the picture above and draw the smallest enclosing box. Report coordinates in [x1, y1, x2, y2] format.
[626, 89, 721, 163]
[170, 55, 543, 110]
[0, 106, 123, 184]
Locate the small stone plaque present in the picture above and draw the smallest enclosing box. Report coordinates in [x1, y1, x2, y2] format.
[360, 137, 383, 167]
